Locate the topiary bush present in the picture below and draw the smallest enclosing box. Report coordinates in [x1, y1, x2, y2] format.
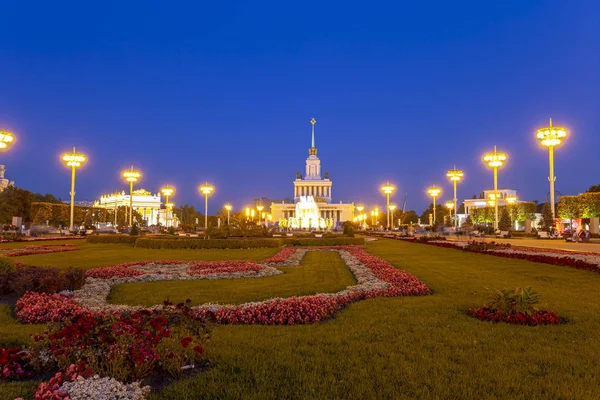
[6, 266, 87, 296]
[0, 256, 17, 274]
[130, 223, 139, 236]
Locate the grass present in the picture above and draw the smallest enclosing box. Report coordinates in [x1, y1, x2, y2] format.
[6, 241, 279, 270]
[3, 239, 600, 399]
[109, 251, 357, 306]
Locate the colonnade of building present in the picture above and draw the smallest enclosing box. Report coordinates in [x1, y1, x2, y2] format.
[282, 208, 341, 221]
[294, 185, 331, 198]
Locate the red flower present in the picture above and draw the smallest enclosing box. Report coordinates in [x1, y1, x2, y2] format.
[180, 337, 193, 348]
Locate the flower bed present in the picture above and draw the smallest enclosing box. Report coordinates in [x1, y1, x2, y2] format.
[0, 347, 34, 380]
[2, 244, 80, 257]
[15, 292, 91, 324]
[468, 307, 561, 325]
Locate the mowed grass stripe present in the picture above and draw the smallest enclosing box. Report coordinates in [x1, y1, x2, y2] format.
[108, 250, 357, 306]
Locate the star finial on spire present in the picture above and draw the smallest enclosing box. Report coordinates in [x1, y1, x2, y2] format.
[310, 118, 316, 148]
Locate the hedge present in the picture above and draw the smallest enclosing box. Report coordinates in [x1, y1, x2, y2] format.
[86, 235, 138, 245]
[135, 238, 283, 249]
[282, 237, 365, 246]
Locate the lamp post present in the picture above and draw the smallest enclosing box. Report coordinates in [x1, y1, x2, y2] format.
[199, 182, 214, 230]
[388, 204, 396, 229]
[536, 119, 567, 220]
[61, 147, 87, 231]
[0, 131, 15, 152]
[445, 201, 454, 226]
[257, 205, 264, 225]
[225, 204, 232, 225]
[427, 186, 442, 225]
[380, 183, 395, 230]
[446, 166, 464, 229]
[160, 186, 175, 228]
[122, 166, 141, 227]
[483, 146, 507, 230]
[356, 205, 364, 229]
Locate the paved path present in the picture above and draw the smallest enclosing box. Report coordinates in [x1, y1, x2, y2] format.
[447, 236, 600, 253]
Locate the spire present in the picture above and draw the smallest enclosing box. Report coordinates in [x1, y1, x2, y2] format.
[309, 118, 317, 155]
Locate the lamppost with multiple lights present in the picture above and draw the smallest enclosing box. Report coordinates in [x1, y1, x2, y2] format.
[427, 186, 442, 225]
[446, 166, 463, 229]
[122, 166, 141, 227]
[160, 186, 175, 228]
[445, 201, 454, 226]
[536, 119, 567, 220]
[257, 205, 264, 225]
[483, 146, 507, 230]
[356, 205, 364, 228]
[224, 204, 232, 225]
[380, 183, 395, 230]
[61, 147, 87, 231]
[199, 182, 214, 230]
[371, 207, 379, 227]
[0, 131, 15, 152]
[388, 204, 396, 230]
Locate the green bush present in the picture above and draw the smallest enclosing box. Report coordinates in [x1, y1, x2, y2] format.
[130, 223, 139, 236]
[135, 238, 282, 249]
[282, 238, 364, 246]
[484, 286, 541, 316]
[86, 235, 138, 245]
[0, 256, 16, 273]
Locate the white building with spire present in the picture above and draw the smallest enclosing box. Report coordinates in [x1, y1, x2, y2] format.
[270, 119, 355, 229]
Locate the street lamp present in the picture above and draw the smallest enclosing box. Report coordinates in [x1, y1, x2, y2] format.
[0, 131, 15, 151]
[257, 205, 264, 225]
[61, 147, 87, 231]
[427, 186, 442, 225]
[160, 186, 175, 228]
[122, 166, 141, 227]
[388, 204, 396, 229]
[199, 182, 214, 230]
[445, 201, 454, 226]
[446, 166, 464, 229]
[536, 118, 567, 220]
[483, 146, 507, 230]
[224, 204, 232, 225]
[356, 205, 364, 228]
[380, 183, 395, 230]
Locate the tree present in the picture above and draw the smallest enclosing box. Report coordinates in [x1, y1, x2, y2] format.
[0, 186, 35, 224]
[174, 204, 203, 225]
[401, 210, 419, 224]
[420, 203, 449, 225]
[557, 196, 581, 232]
[498, 207, 512, 231]
[540, 203, 554, 232]
[462, 215, 473, 228]
[32, 193, 62, 203]
[586, 184, 600, 193]
[579, 192, 600, 218]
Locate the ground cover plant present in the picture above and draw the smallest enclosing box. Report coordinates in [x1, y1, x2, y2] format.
[2, 239, 600, 398]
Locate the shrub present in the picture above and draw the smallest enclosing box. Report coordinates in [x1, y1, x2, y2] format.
[484, 286, 540, 316]
[135, 238, 282, 249]
[63, 267, 86, 291]
[7, 266, 86, 296]
[130, 223, 139, 236]
[0, 256, 16, 273]
[86, 235, 138, 245]
[0, 273, 10, 295]
[281, 238, 364, 246]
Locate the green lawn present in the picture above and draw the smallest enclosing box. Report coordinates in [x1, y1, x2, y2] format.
[8, 241, 279, 270]
[109, 251, 356, 306]
[2, 239, 600, 399]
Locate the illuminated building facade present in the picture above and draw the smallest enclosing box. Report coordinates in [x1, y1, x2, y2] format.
[94, 189, 178, 227]
[270, 120, 354, 229]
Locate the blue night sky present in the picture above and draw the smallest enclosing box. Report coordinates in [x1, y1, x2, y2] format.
[0, 1, 598, 214]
